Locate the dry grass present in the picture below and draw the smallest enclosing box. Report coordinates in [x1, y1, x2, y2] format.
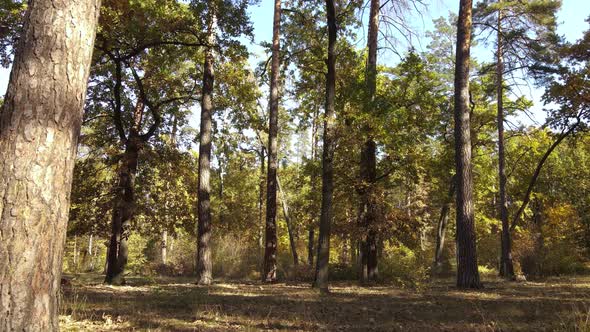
[59, 273, 590, 331]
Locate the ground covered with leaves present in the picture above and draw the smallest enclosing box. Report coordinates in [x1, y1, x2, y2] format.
[60, 274, 590, 331]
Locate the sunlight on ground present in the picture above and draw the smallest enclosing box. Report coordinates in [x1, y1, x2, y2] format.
[59, 274, 590, 331]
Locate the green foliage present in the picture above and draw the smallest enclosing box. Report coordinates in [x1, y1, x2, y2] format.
[379, 245, 430, 289]
[60, 4, 590, 288]
[0, 0, 24, 66]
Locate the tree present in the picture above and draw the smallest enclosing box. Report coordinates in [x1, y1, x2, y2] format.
[474, 0, 561, 279]
[0, 0, 101, 329]
[453, 0, 482, 289]
[92, 0, 203, 284]
[263, 0, 282, 283]
[508, 17, 590, 233]
[313, 0, 337, 292]
[358, 0, 380, 283]
[196, 0, 216, 286]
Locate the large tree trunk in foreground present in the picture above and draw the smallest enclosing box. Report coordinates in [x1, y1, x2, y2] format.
[263, 0, 281, 282]
[453, 0, 482, 289]
[358, 0, 380, 283]
[313, 0, 337, 292]
[433, 175, 456, 274]
[105, 135, 141, 285]
[496, 6, 515, 279]
[196, 9, 216, 285]
[0, 0, 100, 329]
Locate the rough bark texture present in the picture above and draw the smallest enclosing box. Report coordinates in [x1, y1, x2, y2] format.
[314, 0, 337, 292]
[453, 0, 482, 289]
[196, 9, 216, 285]
[263, 0, 281, 283]
[358, 0, 380, 283]
[0, 0, 101, 329]
[496, 6, 515, 279]
[105, 130, 141, 285]
[433, 175, 456, 273]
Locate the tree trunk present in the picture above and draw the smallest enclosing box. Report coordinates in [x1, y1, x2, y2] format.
[433, 175, 456, 273]
[277, 175, 298, 265]
[308, 107, 320, 266]
[73, 236, 79, 272]
[453, 0, 482, 289]
[196, 8, 216, 285]
[308, 229, 315, 265]
[105, 134, 141, 285]
[259, 146, 265, 249]
[0, 0, 100, 329]
[88, 234, 95, 271]
[263, 0, 281, 283]
[313, 0, 337, 292]
[496, 6, 515, 279]
[358, 0, 380, 283]
[510, 121, 580, 232]
[161, 230, 168, 265]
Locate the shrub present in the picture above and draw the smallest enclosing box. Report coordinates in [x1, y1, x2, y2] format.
[379, 244, 430, 289]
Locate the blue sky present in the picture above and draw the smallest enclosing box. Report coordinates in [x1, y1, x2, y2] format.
[245, 0, 588, 126]
[0, 1, 586, 126]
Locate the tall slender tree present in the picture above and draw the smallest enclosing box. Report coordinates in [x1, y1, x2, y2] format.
[0, 0, 101, 329]
[358, 0, 380, 283]
[494, 3, 514, 278]
[196, 0, 217, 286]
[474, 0, 561, 279]
[263, 0, 282, 282]
[453, 0, 482, 289]
[314, 0, 337, 292]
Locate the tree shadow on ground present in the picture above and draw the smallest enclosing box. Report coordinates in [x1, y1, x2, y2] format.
[60, 274, 590, 331]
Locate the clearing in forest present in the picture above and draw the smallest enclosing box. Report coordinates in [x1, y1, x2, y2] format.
[60, 274, 590, 331]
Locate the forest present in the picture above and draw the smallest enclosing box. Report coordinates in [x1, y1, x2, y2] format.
[0, 0, 589, 330]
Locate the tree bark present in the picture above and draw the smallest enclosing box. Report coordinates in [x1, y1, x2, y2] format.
[259, 145, 265, 249]
[313, 0, 337, 292]
[358, 0, 380, 283]
[196, 8, 216, 285]
[263, 0, 281, 283]
[308, 107, 320, 266]
[453, 0, 482, 289]
[0, 0, 100, 329]
[433, 175, 456, 273]
[496, 6, 515, 279]
[105, 132, 141, 285]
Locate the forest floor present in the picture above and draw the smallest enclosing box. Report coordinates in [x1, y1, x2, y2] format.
[59, 273, 590, 331]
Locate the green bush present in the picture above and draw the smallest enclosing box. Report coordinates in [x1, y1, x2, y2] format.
[379, 244, 430, 289]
